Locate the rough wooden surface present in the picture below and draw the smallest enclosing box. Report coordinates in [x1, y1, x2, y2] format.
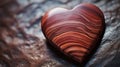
[0, 0, 120, 67]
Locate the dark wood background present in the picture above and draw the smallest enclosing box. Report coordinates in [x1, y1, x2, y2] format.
[0, 0, 120, 67]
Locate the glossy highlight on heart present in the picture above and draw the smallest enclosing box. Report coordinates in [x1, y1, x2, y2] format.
[41, 3, 105, 64]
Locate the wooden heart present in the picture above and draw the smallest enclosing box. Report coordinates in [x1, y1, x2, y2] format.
[41, 3, 105, 63]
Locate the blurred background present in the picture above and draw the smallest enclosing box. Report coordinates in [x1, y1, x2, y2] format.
[0, 0, 120, 67]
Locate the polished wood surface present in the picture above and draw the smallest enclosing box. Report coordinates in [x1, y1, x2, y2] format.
[41, 3, 105, 63]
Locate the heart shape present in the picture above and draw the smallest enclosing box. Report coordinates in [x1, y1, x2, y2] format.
[41, 3, 105, 64]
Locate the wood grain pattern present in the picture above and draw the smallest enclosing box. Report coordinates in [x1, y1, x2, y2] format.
[41, 3, 105, 63]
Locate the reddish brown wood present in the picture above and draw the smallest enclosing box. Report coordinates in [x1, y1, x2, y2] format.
[41, 3, 105, 63]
